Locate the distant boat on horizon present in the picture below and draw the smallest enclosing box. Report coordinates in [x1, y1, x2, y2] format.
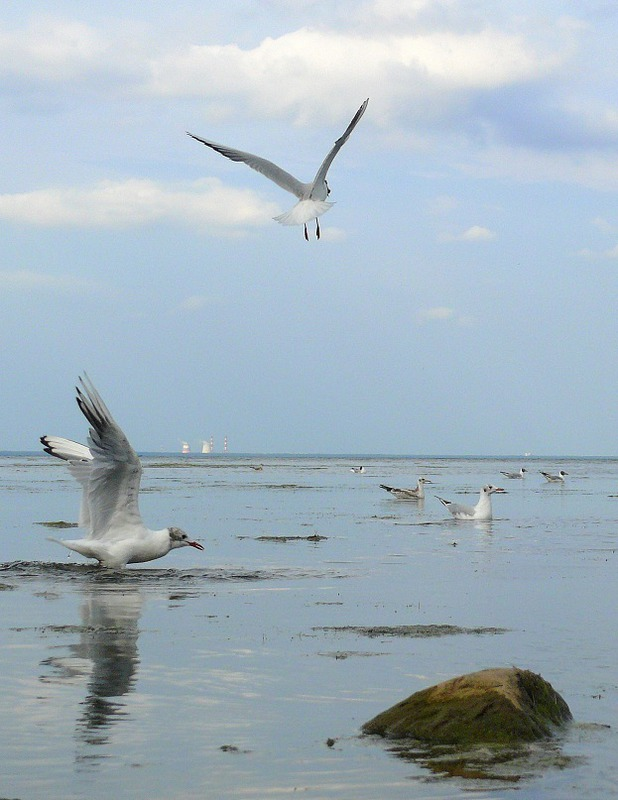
[181, 441, 190, 454]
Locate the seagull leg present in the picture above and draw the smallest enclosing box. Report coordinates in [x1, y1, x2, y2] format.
[304, 223, 309, 241]
[316, 218, 321, 239]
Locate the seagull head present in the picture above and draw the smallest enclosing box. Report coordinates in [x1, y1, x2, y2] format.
[418, 477, 433, 484]
[168, 526, 204, 551]
[483, 485, 506, 495]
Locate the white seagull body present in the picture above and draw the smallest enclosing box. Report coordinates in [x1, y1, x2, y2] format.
[540, 470, 568, 482]
[351, 466, 365, 474]
[187, 99, 369, 240]
[40, 375, 204, 569]
[436, 485, 506, 521]
[380, 477, 432, 500]
[500, 468, 527, 479]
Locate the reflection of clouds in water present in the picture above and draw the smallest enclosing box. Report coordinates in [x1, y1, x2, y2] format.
[41, 587, 143, 750]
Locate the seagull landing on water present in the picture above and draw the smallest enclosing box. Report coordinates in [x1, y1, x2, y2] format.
[40, 375, 204, 569]
[540, 470, 568, 483]
[187, 99, 369, 241]
[379, 477, 432, 500]
[436, 485, 506, 521]
[500, 468, 527, 479]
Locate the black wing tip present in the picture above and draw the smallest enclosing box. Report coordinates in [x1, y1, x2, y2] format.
[75, 376, 106, 432]
[40, 436, 62, 459]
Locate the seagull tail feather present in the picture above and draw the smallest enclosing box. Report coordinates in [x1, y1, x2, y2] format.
[274, 199, 334, 226]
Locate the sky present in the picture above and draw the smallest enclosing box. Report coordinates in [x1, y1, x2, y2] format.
[1, 0, 617, 455]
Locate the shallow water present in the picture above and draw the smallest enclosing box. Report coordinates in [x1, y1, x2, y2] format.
[1, 454, 617, 799]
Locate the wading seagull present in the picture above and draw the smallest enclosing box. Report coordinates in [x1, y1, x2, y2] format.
[436, 485, 506, 521]
[40, 375, 204, 568]
[540, 470, 568, 482]
[500, 468, 527, 479]
[379, 477, 432, 500]
[187, 98, 369, 240]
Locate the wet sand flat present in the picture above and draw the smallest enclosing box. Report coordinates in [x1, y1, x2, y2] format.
[1, 454, 617, 798]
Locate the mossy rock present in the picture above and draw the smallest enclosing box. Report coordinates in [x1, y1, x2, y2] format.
[363, 667, 572, 745]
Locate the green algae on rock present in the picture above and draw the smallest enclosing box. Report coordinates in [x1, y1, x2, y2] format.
[362, 667, 572, 745]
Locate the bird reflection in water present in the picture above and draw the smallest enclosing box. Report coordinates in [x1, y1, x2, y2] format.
[40, 585, 142, 752]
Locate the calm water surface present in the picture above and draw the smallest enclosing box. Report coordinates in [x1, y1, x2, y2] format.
[1, 454, 617, 799]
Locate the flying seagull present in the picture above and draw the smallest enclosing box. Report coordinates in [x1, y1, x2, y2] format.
[379, 477, 432, 500]
[436, 485, 506, 521]
[40, 375, 204, 568]
[187, 98, 369, 240]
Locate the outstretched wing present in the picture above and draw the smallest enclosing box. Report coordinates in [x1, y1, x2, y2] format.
[40, 436, 94, 529]
[75, 375, 145, 540]
[187, 133, 307, 199]
[311, 98, 369, 190]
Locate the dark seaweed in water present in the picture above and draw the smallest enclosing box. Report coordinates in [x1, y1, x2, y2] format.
[0, 561, 348, 587]
[35, 521, 79, 529]
[314, 624, 509, 638]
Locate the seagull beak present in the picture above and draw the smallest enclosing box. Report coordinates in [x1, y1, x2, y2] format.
[188, 540, 205, 550]
[494, 487, 506, 493]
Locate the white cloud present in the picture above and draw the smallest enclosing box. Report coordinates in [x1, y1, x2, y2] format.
[440, 225, 496, 242]
[591, 217, 616, 234]
[0, 14, 569, 123]
[319, 226, 348, 241]
[415, 305, 476, 325]
[0, 269, 99, 293]
[461, 145, 618, 192]
[461, 225, 496, 241]
[415, 306, 454, 323]
[149, 26, 562, 124]
[1, 8, 615, 194]
[0, 179, 280, 230]
[174, 295, 217, 313]
[427, 194, 460, 215]
[577, 244, 618, 259]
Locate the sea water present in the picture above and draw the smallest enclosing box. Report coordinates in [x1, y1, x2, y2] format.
[1, 454, 617, 799]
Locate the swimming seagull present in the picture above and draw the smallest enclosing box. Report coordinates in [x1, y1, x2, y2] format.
[351, 466, 365, 474]
[187, 98, 369, 240]
[40, 375, 204, 568]
[436, 485, 506, 521]
[379, 477, 432, 500]
[540, 470, 568, 482]
[500, 468, 527, 479]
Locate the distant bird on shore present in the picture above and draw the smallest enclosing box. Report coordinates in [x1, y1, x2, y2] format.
[40, 375, 204, 568]
[540, 470, 568, 483]
[379, 477, 432, 500]
[436, 485, 506, 521]
[351, 466, 365, 474]
[500, 468, 527, 479]
[187, 98, 369, 240]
